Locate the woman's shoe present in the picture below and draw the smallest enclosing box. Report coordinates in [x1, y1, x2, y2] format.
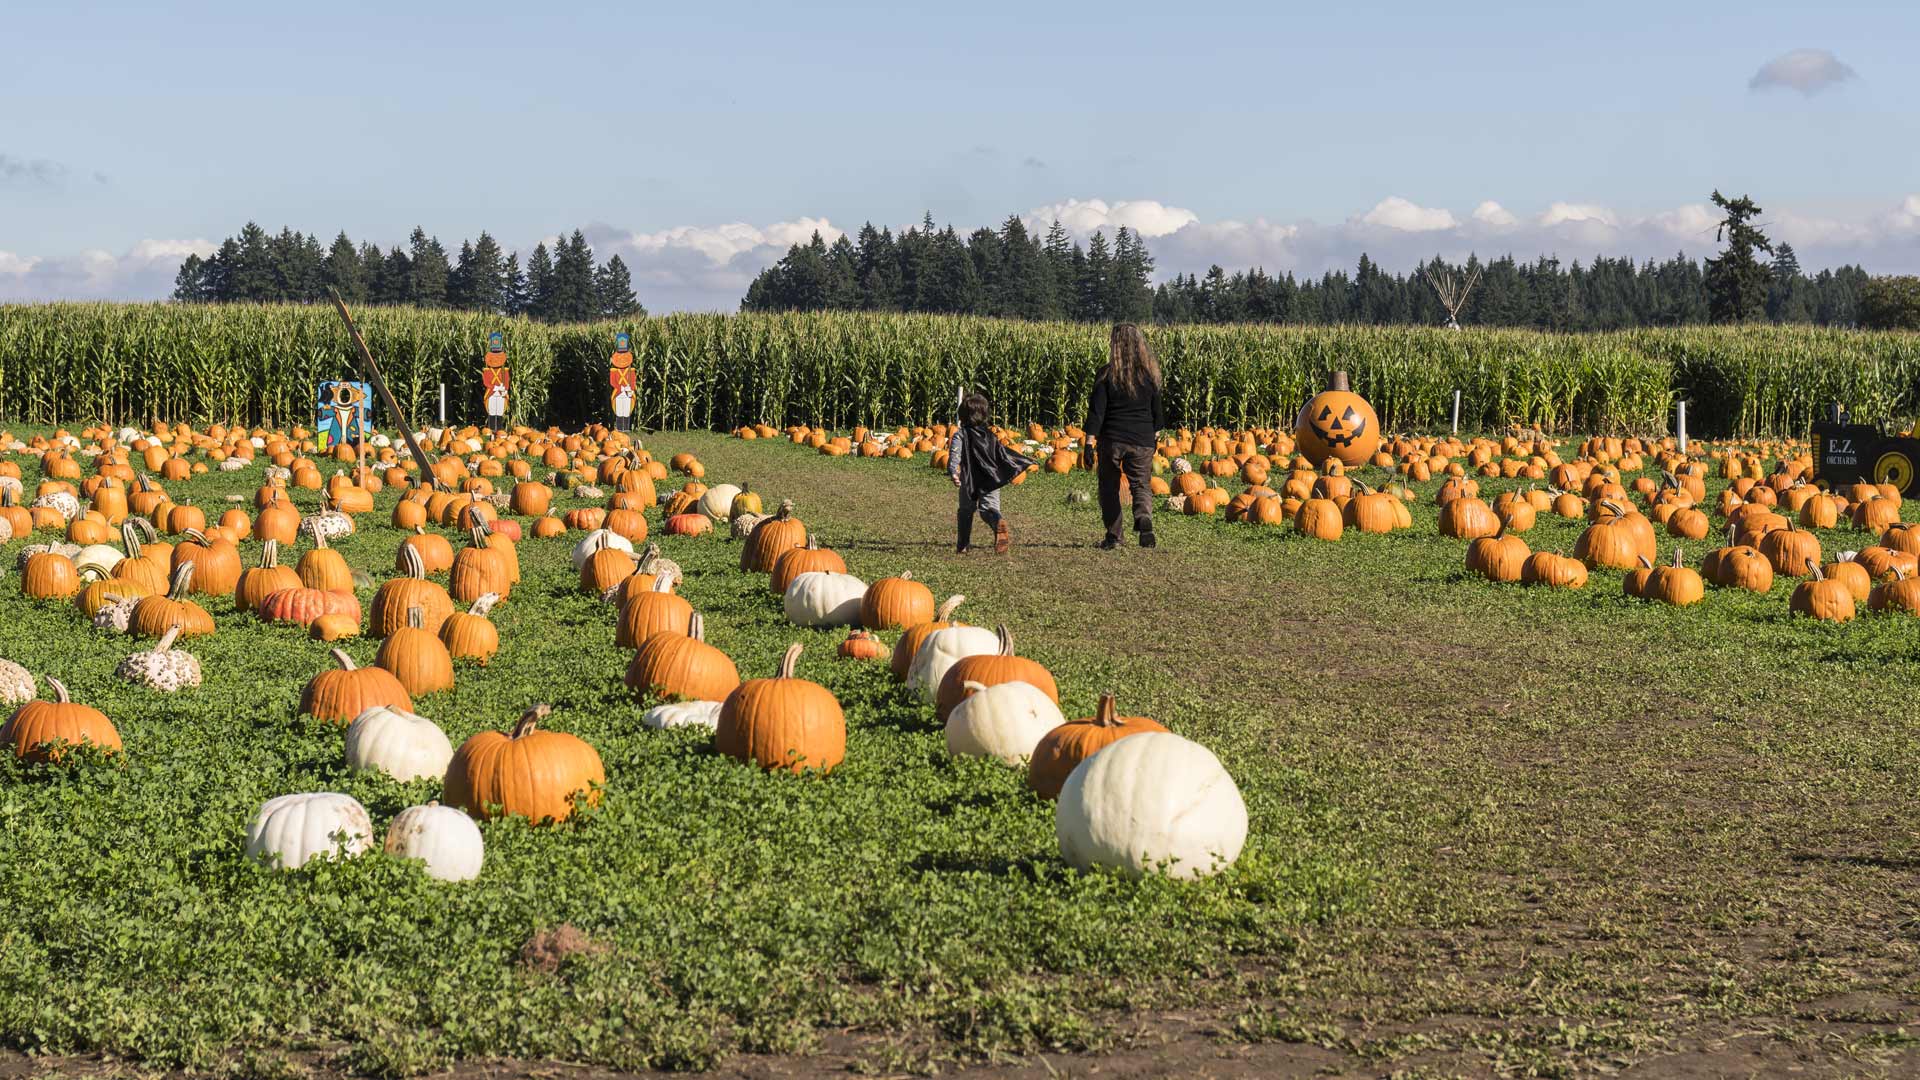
[994, 520, 1011, 554]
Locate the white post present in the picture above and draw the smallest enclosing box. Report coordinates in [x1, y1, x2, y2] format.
[1451, 389, 1461, 436]
[438, 383, 446, 425]
[1676, 400, 1688, 455]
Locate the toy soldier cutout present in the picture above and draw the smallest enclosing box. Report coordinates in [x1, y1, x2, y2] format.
[480, 330, 510, 432]
[609, 331, 637, 431]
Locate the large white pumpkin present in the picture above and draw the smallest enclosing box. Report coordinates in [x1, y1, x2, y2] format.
[945, 680, 1066, 766]
[783, 571, 867, 627]
[570, 528, 634, 572]
[245, 792, 374, 870]
[698, 484, 742, 522]
[384, 802, 484, 882]
[1055, 732, 1247, 881]
[344, 705, 455, 783]
[642, 700, 724, 731]
[72, 543, 124, 580]
[906, 624, 1000, 702]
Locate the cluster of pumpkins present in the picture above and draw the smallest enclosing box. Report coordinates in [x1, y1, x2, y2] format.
[2, 421, 1249, 884]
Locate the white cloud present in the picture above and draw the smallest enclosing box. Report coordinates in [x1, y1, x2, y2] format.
[1021, 198, 1199, 239]
[1356, 196, 1458, 232]
[0, 238, 214, 302]
[1472, 201, 1517, 227]
[1749, 48, 1857, 96]
[581, 218, 844, 312]
[1537, 203, 1617, 228]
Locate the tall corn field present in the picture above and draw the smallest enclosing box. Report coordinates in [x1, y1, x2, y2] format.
[2, 302, 1915, 437]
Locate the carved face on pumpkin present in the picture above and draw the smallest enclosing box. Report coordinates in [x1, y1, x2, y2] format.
[1294, 387, 1380, 467]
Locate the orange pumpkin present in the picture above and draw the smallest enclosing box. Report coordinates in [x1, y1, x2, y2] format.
[1026, 691, 1167, 800]
[443, 704, 605, 823]
[2, 677, 121, 764]
[715, 644, 846, 774]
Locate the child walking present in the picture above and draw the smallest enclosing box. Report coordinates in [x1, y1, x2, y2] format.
[947, 392, 1028, 554]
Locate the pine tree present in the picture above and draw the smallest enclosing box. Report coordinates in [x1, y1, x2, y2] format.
[171, 255, 211, 303]
[321, 232, 364, 304]
[502, 252, 527, 316]
[1110, 227, 1155, 321]
[358, 243, 386, 304]
[1079, 232, 1113, 322]
[823, 236, 860, 310]
[548, 231, 598, 322]
[406, 227, 450, 307]
[1703, 190, 1774, 323]
[594, 254, 643, 317]
[225, 222, 278, 302]
[853, 224, 901, 310]
[524, 243, 556, 320]
[458, 232, 508, 313]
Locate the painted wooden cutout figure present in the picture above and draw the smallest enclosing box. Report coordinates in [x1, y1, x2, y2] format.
[480, 331, 510, 432]
[609, 331, 637, 431]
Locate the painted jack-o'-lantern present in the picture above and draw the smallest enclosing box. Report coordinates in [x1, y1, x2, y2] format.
[1293, 371, 1380, 467]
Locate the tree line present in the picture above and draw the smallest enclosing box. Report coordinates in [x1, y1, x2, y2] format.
[742, 195, 1881, 329]
[171, 222, 644, 320]
[742, 213, 1158, 322]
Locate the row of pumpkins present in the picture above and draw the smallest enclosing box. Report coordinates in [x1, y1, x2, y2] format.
[1, 433, 1249, 885]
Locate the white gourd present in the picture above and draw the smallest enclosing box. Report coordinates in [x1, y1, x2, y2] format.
[31, 491, 80, 523]
[384, 802, 484, 882]
[0, 659, 34, 706]
[570, 528, 634, 572]
[114, 626, 203, 691]
[944, 680, 1066, 766]
[1055, 732, 1248, 881]
[641, 700, 724, 731]
[245, 792, 375, 870]
[783, 571, 867, 627]
[906, 624, 1000, 702]
[344, 705, 455, 783]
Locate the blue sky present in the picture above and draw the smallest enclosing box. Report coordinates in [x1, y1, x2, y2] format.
[4, 0, 1916, 309]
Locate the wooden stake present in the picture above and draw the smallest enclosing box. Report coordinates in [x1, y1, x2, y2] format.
[327, 289, 436, 475]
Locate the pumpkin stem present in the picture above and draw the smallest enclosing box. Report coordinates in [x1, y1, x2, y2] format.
[47, 676, 70, 704]
[1093, 692, 1119, 727]
[184, 528, 209, 547]
[101, 592, 125, 605]
[995, 624, 1013, 657]
[898, 570, 914, 582]
[1809, 559, 1824, 580]
[470, 592, 500, 617]
[777, 642, 804, 679]
[121, 520, 142, 557]
[512, 703, 554, 738]
[936, 595, 965, 622]
[310, 519, 329, 549]
[169, 561, 195, 599]
[156, 625, 181, 653]
[1636, 555, 1653, 569]
[470, 525, 489, 549]
[1328, 370, 1350, 392]
[1673, 546, 1684, 568]
[776, 499, 794, 520]
[401, 541, 424, 580]
[688, 612, 706, 642]
[330, 648, 358, 671]
[407, 605, 424, 630]
[260, 539, 279, 568]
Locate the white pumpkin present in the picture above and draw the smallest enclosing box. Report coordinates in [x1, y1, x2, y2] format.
[245, 792, 375, 870]
[906, 624, 1000, 702]
[783, 571, 867, 627]
[72, 543, 124, 580]
[698, 484, 742, 521]
[945, 680, 1065, 766]
[570, 528, 634, 572]
[1055, 732, 1248, 881]
[384, 802, 484, 882]
[642, 700, 724, 731]
[344, 705, 455, 783]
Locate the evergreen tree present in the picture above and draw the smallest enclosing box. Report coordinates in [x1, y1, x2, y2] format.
[358, 243, 387, 304]
[993, 215, 1053, 320]
[377, 247, 413, 306]
[502, 252, 528, 316]
[1079, 232, 1114, 321]
[457, 232, 509, 313]
[823, 236, 860, 310]
[1703, 190, 1774, 323]
[171, 255, 211, 303]
[594, 254, 643, 317]
[1768, 242, 1811, 323]
[1110, 227, 1155, 321]
[853, 224, 901, 310]
[524, 243, 556, 320]
[225, 222, 278, 302]
[323, 232, 366, 304]
[406, 227, 450, 307]
[548, 231, 599, 322]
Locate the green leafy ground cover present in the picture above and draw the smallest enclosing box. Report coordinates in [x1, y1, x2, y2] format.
[4, 430, 1920, 1077]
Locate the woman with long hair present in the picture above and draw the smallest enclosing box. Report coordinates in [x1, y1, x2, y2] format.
[1084, 323, 1165, 549]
